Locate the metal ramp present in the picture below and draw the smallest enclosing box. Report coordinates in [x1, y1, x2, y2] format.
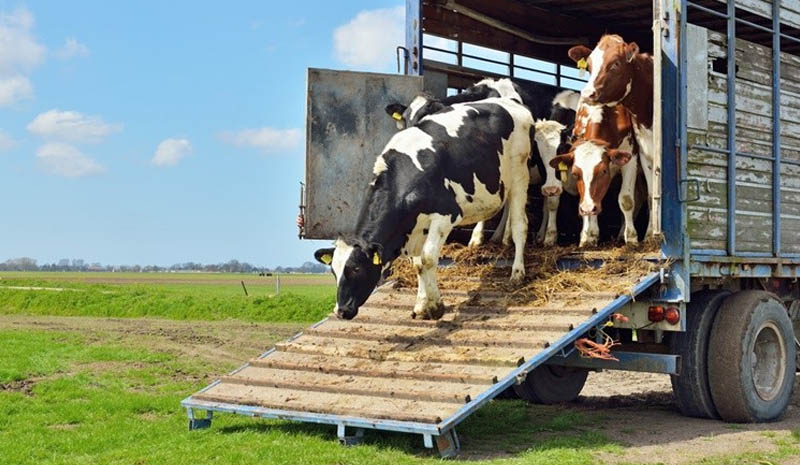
[182, 270, 661, 457]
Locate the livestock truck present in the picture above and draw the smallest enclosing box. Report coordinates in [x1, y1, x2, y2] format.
[183, 0, 800, 457]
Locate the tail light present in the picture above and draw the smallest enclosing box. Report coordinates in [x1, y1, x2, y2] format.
[648, 305, 664, 322]
[664, 307, 681, 325]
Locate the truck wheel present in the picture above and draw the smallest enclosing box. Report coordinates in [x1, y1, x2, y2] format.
[669, 289, 730, 419]
[708, 291, 796, 422]
[513, 365, 588, 404]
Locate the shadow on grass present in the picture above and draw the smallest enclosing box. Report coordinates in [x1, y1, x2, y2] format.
[214, 399, 618, 461]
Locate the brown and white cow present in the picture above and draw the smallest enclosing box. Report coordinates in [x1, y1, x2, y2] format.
[550, 98, 638, 247]
[568, 34, 654, 239]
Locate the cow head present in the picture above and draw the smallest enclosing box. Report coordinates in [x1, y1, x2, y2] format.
[549, 140, 632, 216]
[384, 94, 445, 129]
[568, 35, 639, 105]
[314, 239, 383, 320]
[533, 119, 568, 197]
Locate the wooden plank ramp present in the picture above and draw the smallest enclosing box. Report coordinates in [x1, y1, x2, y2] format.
[183, 271, 661, 457]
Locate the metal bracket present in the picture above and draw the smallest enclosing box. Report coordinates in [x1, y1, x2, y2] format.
[679, 178, 700, 202]
[187, 408, 212, 430]
[435, 429, 460, 458]
[337, 424, 365, 446]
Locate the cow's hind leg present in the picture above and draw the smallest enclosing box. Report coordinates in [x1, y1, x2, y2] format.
[507, 172, 529, 283]
[579, 215, 599, 247]
[488, 204, 509, 243]
[413, 215, 454, 320]
[542, 195, 559, 246]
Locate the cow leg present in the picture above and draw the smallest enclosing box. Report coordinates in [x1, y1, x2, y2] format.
[579, 215, 599, 247]
[542, 195, 559, 246]
[507, 173, 529, 283]
[618, 157, 639, 245]
[468, 221, 485, 247]
[639, 151, 655, 241]
[412, 216, 453, 320]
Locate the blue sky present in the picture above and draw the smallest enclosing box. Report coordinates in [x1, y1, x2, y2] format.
[0, 1, 405, 267]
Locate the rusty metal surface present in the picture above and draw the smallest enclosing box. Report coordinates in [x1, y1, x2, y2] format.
[304, 69, 423, 239]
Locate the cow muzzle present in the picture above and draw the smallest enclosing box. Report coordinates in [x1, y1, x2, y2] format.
[541, 185, 563, 197]
[579, 204, 600, 216]
[336, 305, 358, 320]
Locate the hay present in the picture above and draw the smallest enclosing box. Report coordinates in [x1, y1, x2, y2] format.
[388, 237, 669, 307]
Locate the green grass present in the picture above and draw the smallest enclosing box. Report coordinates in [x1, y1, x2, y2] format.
[0, 272, 335, 323]
[0, 329, 621, 465]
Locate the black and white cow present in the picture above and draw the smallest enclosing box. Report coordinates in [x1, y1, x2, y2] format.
[385, 79, 580, 246]
[316, 97, 533, 320]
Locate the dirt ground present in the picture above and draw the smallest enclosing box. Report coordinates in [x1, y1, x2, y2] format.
[3, 315, 798, 464]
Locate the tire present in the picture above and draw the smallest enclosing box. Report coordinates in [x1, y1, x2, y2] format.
[708, 290, 796, 422]
[513, 365, 589, 404]
[669, 289, 730, 419]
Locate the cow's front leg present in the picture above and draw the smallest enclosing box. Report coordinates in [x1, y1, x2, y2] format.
[468, 221, 485, 247]
[412, 217, 453, 320]
[543, 195, 559, 246]
[618, 158, 639, 245]
[579, 215, 599, 247]
[639, 152, 655, 242]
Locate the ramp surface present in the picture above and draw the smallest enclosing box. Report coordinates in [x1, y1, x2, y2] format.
[183, 265, 660, 454]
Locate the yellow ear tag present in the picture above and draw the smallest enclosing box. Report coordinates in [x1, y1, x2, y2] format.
[558, 161, 569, 183]
[320, 254, 332, 265]
[373, 252, 382, 265]
[392, 112, 403, 121]
[577, 58, 587, 77]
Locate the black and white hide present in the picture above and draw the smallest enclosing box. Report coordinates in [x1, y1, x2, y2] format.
[316, 97, 534, 321]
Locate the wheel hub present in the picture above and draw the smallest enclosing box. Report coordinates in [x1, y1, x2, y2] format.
[751, 321, 786, 402]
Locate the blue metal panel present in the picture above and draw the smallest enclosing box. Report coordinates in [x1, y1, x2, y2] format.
[405, 0, 422, 75]
[546, 350, 680, 375]
[662, 0, 687, 300]
[437, 272, 661, 432]
[726, 0, 737, 256]
[773, 0, 782, 257]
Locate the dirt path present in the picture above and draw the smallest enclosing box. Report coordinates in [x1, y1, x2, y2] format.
[4, 315, 799, 464]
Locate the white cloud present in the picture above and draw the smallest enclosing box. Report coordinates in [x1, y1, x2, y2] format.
[36, 142, 105, 177]
[219, 127, 302, 154]
[0, 7, 44, 105]
[0, 7, 45, 75]
[56, 38, 89, 60]
[0, 129, 14, 151]
[333, 6, 404, 70]
[27, 109, 122, 143]
[0, 74, 32, 105]
[152, 138, 191, 166]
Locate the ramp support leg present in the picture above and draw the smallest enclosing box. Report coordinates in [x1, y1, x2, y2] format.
[337, 424, 364, 446]
[186, 408, 212, 430]
[435, 429, 460, 458]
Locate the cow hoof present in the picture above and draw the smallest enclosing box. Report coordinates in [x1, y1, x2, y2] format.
[579, 238, 598, 248]
[468, 239, 482, 248]
[510, 268, 525, 284]
[414, 302, 445, 320]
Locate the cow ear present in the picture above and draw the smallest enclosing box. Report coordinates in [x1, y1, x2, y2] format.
[568, 46, 592, 64]
[549, 152, 574, 169]
[314, 248, 335, 265]
[608, 149, 633, 166]
[625, 42, 640, 62]
[385, 103, 407, 121]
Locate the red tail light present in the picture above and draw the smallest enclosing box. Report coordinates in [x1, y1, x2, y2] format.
[648, 305, 664, 322]
[665, 307, 681, 325]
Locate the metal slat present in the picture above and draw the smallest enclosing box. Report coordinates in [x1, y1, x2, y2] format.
[773, 0, 783, 256]
[727, 0, 738, 256]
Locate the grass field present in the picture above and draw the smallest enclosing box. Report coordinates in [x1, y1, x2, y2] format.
[4, 272, 800, 464]
[0, 271, 335, 323]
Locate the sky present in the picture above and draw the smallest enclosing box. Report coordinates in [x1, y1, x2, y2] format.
[0, 1, 407, 267]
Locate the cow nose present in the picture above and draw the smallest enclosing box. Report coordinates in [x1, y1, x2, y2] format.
[541, 185, 562, 197]
[580, 205, 599, 216]
[336, 307, 358, 320]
